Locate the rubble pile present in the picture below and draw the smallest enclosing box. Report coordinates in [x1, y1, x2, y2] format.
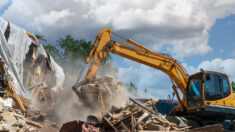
[74, 76, 125, 111]
[106, 98, 189, 131]
[27, 110, 59, 132]
[0, 102, 37, 132]
[60, 98, 190, 131]
[0, 101, 59, 132]
[60, 97, 224, 132]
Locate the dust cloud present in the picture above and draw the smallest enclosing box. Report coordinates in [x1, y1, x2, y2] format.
[30, 58, 133, 125]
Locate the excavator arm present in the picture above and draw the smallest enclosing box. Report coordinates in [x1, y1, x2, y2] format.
[85, 28, 112, 79]
[74, 28, 189, 111]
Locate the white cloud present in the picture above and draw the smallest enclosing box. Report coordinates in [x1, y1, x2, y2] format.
[167, 36, 212, 58]
[198, 58, 235, 81]
[184, 58, 235, 82]
[86, 0, 206, 31]
[33, 9, 75, 32]
[183, 58, 235, 83]
[2, 0, 235, 58]
[200, 0, 235, 19]
[35, 9, 74, 26]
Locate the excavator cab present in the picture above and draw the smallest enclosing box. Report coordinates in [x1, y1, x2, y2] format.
[186, 71, 235, 120]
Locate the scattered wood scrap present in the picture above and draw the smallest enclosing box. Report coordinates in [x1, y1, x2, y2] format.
[102, 98, 190, 131]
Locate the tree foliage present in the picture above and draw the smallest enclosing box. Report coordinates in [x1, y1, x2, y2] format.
[58, 35, 93, 61]
[44, 35, 114, 62]
[44, 34, 113, 73]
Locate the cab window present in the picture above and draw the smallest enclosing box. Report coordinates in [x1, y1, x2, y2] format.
[204, 72, 231, 101]
[187, 73, 203, 107]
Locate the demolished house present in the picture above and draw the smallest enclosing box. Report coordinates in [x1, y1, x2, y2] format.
[0, 17, 64, 131]
[0, 17, 226, 132]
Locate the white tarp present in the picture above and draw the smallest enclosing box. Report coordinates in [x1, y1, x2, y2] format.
[50, 56, 65, 92]
[0, 18, 28, 97]
[0, 17, 65, 98]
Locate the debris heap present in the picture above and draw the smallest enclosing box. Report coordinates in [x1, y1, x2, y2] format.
[106, 98, 189, 131]
[60, 98, 190, 131]
[0, 101, 59, 132]
[74, 76, 125, 111]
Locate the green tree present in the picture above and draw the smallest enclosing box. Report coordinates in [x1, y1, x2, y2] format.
[44, 34, 114, 74]
[58, 35, 93, 61]
[232, 81, 235, 92]
[57, 35, 112, 62]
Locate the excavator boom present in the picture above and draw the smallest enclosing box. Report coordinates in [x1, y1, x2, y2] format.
[76, 28, 189, 111]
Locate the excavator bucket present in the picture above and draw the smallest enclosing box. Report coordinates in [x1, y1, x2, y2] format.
[72, 63, 90, 92]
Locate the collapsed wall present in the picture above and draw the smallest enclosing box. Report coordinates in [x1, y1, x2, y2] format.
[0, 17, 65, 108]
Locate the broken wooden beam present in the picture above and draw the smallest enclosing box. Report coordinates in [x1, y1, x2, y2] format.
[120, 121, 131, 132]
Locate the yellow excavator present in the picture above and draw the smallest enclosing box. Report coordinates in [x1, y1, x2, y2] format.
[72, 28, 235, 126]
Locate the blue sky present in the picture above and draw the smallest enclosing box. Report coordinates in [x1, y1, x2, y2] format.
[184, 14, 235, 66]
[0, 0, 11, 15]
[1, 0, 235, 99]
[208, 15, 235, 58]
